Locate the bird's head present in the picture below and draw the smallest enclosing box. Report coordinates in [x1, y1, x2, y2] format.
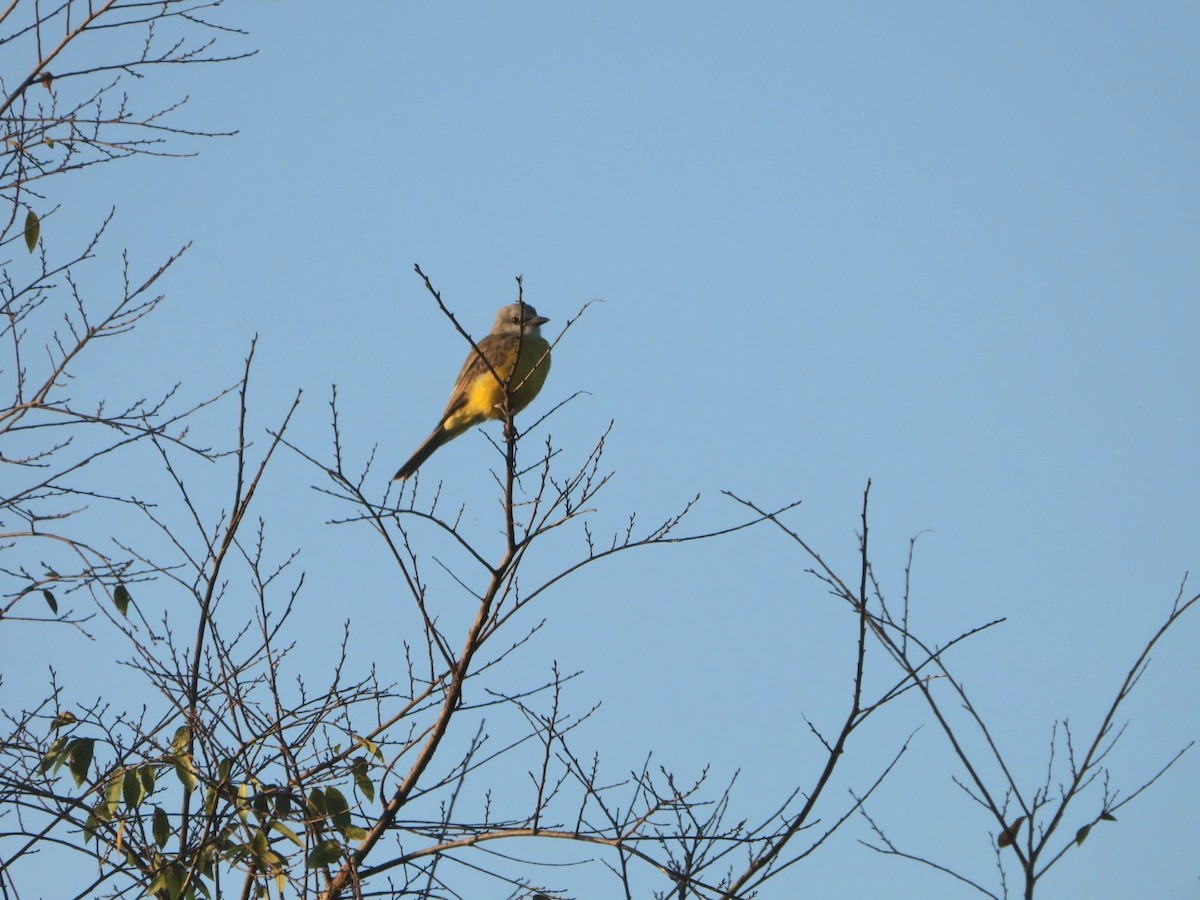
[493, 302, 549, 337]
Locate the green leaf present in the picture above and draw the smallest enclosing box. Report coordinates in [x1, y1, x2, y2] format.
[50, 711, 76, 730]
[353, 734, 384, 762]
[270, 820, 304, 848]
[217, 822, 239, 847]
[225, 840, 250, 867]
[250, 828, 270, 858]
[1075, 823, 1091, 846]
[305, 839, 341, 869]
[67, 738, 94, 787]
[145, 872, 168, 898]
[163, 861, 186, 899]
[113, 584, 131, 616]
[341, 824, 367, 840]
[153, 806, 171, 848]
[246, 831, 286, 872]
[123, 768, 145, 810]
[24, 209, 39, 253]
[251, 787, 270, 819]
[307, 787, 326, 817]
[94, 799, 114, 825]
[352, 757, 374, 802]
[1100, 812, 1117, 822]
[83, 811, 100, 842]
[236, 782, 254, 824]
[44, 135, 55, 148]
[174, 753, 198, 791]
[41, 736, 68, 774]
[96, 773, 123, 821]
[42, 589, 57, 613]
[325, 786, 351, 830]
[140, 764, 156, 794]
[171, 725, 191, 755]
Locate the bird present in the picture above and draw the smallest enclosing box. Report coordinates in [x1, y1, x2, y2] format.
[393, 301, 552, 481]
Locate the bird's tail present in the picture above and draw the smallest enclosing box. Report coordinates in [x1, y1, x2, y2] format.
[393, 426, 454, 481]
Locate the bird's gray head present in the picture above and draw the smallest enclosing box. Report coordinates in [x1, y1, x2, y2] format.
[492, 302, 549, 337]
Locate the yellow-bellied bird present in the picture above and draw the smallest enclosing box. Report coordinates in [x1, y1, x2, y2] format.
[393, 302, 551, 481]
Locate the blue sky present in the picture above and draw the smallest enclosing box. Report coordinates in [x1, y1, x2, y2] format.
[8, 3, 1199, 898]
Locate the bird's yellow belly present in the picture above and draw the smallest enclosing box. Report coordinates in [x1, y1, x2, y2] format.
[444, 337, 551, 432]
